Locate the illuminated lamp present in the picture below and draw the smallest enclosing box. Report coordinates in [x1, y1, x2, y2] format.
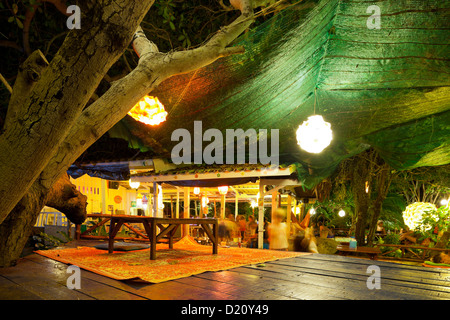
[250, 200, 257, 208]
[441, 198, 448, 206]
[402, 202, 438, 232]
[193, 187, 201, 195]
[128, 95, 168, 126]
[309, 208, 316, 215]
[296, 115, 333, 153]
[201, 196, 209, 207]
[129, 179, 140, 189]
[218, 186, 228, 195]
[338, 209, 345, 217]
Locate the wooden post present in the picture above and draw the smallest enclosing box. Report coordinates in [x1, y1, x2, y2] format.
[221, 194, 226, 219]
[194, 199, 198, 217]
[153, 182, 157, 218]
[287, 194, 292, 233]
[258, 181, 264, 249]
[271, 190, 277, 222]
[101, 179, 107, 215]
[182, 187, 190, 237]
[170, 195, 174, 218]
[176, 187, 180, 219]
[235, 190, 238, 218]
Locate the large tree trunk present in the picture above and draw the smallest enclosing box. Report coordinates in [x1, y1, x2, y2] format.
[0, 0, 155, 224]
[366, 163, 393, 246]
[352, 153, 372, 246]
[0, 183, 47, 267]
[351, 150, 393, 247]
[45, 173, 87, 225]
[0, 173, 87, 267]
[0, 0, 270, 267]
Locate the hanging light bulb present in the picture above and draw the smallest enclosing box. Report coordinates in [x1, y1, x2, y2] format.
[218, 186, 228, 195]
[338, 209, 345, 217]
[309, 207, 316, 215]
[296, 115, 333, 153]
[250, 200, 258, 208]
[129, 179, 140, 189]
[193, 187, 201, 195]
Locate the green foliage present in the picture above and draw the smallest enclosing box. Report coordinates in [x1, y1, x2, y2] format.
[380, 193, 406, 231]
[377, 235, 402, 258]
[381, 233, 401, 245]
[306, 197, 353, 228]
[417, 205, 450, 245]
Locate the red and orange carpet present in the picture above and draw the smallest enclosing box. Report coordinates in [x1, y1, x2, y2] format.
[36, 236, 308, 283]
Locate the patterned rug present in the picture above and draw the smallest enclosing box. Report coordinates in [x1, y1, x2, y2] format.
[35, 236, 309, 283]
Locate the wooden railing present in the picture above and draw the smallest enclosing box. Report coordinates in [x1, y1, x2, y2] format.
[375, 243, 448, 261]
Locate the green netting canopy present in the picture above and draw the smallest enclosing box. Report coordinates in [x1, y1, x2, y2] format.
[109, 0, 450, 188]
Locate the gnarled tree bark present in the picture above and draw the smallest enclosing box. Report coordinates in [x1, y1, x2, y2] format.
[0, 0, 273, 267]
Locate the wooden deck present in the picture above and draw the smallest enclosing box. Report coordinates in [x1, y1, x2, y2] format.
[1, 240, 449, 301]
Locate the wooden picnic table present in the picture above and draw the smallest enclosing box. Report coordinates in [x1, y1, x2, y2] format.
[108, 215, 218, 260]
[336, 244, 381, 260]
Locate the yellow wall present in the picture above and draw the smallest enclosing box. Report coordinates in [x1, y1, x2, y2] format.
[39, 175, 153, 222]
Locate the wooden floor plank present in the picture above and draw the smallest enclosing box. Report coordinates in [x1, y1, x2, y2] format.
[234, 263, 448, 300]
[199, 268, 350, 299]
[2, 244, 449, 300]
[302, 254, 450, 277]
[271, 258, 450, 291]
[25, 254, 229, 300]
[271, 256, 450, 287]
[269, 257, 450, 293]
[175, 273, 298, 300]
[0, 256, 94, 300]
[0, 276, 44, 300]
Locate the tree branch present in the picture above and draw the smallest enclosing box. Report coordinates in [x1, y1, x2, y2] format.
[3, 50, 49, 132]
[0, 0, 155, 224]
[38, 0, 272, 189]
[0, 73, 13, 94]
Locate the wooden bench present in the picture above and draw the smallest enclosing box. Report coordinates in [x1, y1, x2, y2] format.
[336, 244, 381, 260]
